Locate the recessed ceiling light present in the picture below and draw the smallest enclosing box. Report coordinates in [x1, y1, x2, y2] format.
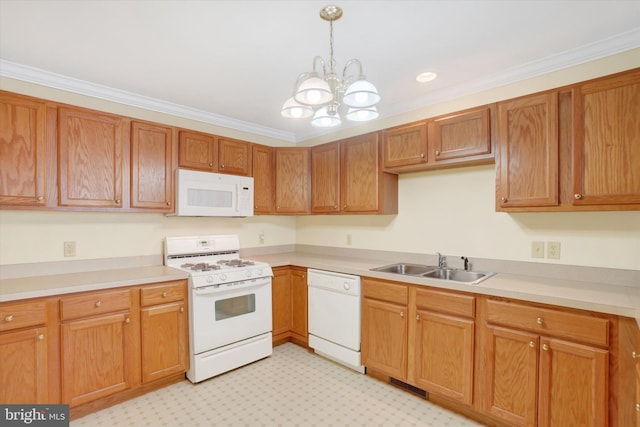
[416, 71, 438, 83]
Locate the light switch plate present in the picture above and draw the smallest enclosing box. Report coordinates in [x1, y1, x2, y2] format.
[532, 241, 544, 258]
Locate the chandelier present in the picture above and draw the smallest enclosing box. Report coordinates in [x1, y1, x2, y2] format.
[281, 5, 380, 128]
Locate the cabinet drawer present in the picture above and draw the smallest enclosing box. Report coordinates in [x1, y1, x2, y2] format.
[0, 301, 47, 332]
[362, 278, 408, 305]
[140, 281, 186, 307]
[60, 289, 131, 320]
[486, 299, 609, 347]
[415, 288, 475, 318]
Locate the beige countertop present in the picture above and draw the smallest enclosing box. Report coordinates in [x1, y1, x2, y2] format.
[249, 252, 640, 325]
[1, 252, 638, 327]
[0, 266, 188, 302]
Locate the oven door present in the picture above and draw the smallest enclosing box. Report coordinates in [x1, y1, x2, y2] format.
[190, 277, 272, 354]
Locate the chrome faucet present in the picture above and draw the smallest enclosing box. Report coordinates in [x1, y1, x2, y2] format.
[436, 252, 447, 268]
[461, 256, 470, 271]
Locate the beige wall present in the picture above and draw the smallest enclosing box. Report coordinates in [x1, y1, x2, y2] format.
[1, 50, 639, 270]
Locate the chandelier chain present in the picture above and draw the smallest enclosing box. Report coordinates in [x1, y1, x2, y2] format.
[329, 19, 336, 73]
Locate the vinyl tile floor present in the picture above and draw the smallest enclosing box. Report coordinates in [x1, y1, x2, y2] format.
[70, 343, 485, 427]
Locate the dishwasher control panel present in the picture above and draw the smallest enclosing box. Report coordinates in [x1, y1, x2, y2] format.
[307, 269, 361, 296]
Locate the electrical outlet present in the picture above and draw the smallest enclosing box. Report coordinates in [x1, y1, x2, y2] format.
[346, 234, 352, 246]
[531, 241, 544, 258]
[259, 232, 265, 245]
[547, 241, 561, 259]
[63, 241, 76, 257]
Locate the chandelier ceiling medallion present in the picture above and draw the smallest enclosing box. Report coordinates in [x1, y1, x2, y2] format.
[281, 4, 380, 128]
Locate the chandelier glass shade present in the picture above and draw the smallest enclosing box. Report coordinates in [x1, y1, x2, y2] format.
[281, 5, 380, 128]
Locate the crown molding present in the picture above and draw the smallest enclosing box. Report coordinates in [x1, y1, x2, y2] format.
[0, 59, 297, 143]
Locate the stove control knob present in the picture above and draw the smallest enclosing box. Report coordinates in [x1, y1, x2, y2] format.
[206, 276, 214, 283]
[343, 282, 351, 291]
[220, 274, 227, 282]
[246, 270, 252, 278]
[256, 268, 263, 276]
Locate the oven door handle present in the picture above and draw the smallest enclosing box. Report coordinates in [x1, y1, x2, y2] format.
[194, 279, 270, 295]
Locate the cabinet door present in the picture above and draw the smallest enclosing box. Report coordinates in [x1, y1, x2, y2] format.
[290, 268, 307, 342]
[141, 301, 187, 383]
[58, 107, 125, 208]
[538, 338, 608, 427]
[497, 93, 558, 208]
[0, 327, 48, 403]
[413, 310, 474, 405]
[572, 71, 640, 205]
[61, 312, 133, 407]
[0, 93, 47, 206]
[271, 267, 291, 340]
[361, 298, 408, 379]
[130, 121, 174, 211]
[341, 133, 381, 212]
[178, 130, 217, 171]
[429, 107, 491, 162]
[311, 141, 341, 213]
[484, 326, 539, 427]
[252, 144, 275, 214]
[275, 147, 310, 214]
[382, 121, 428, 168]
[218, 137, 252, 176]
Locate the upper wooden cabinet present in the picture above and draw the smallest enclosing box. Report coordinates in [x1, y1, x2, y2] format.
[496, 68, 640, 212]
[382, 106, 494, 172]
[428, 106, 493, 164]
[178, 130, 217, 172]
[496, 92, 559, 209]
[178, 131, 252, 176]
[311, 141, 341, 213]
[572, 70, 640, 206]
[58, 107, 127, 208]
[130, 121, 174, 211]
[382, 121, 428, 169]
[275, 147, 310, 214]
[252, 144, 275, 214]
[341, 133, 398, 214]
[0, 92, 49, 206]
[218, 137, 252, 176]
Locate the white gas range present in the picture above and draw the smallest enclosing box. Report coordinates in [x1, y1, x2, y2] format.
[164, 234, 273, 383]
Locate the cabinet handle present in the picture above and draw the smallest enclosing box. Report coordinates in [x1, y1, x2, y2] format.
[125, 318, 130, 324]
[636, 403, 640, 412]
[632, 351, 639, 359]
[180, 307, 184, 313]
[343, 204, 347, 209]
[501, 197, 507, 203]
[38, 334, 44, 341]
[209, 163, 213, 167]
[416, 314, 420, 320]
[95, 301, 102, 307]
[162, 291, 168, 298]
[4, 315, 13, 322]
[221, 164, 225, 168]
[334, 205, 338, 209]
[529, 341, 535, 348]
[574, 193, 583, 200]
[115, 199, 121, 204]
[542, 344, 549, 351]
[435, 150, 440, 156]
[420, 153, 425, 159]
[166, 201, 171, 206]
[400, 311, 404, 318]
[36, 196, 44, 201]
[536, 317, 543, 325]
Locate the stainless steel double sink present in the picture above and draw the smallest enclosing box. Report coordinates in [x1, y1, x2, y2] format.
[370, 262, 495, 285]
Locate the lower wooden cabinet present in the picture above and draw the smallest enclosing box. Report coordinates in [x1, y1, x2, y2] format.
[271, 266, 308, 346]
[480, 297, 610, 427]
[361, 278, 409, 379]
[140, 281, 188, 383]
[0, 326, 49, 403]
[0, 279, 188, 416]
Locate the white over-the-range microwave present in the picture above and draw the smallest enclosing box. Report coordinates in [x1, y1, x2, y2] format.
[169, 169, 254, 217]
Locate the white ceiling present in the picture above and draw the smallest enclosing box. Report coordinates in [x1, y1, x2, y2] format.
[1, 0, 639, 142]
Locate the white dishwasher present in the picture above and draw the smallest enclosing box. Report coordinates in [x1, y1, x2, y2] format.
[307, 268, 365, 373]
